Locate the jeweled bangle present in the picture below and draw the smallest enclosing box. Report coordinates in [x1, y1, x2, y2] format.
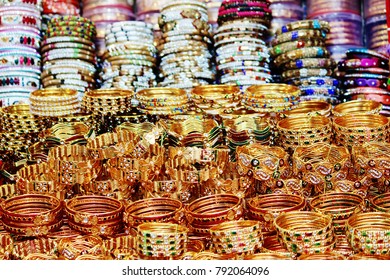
[346, 212, 390, 255]
[277, 115, 332, 150]
[247, 194, 305, 234]
[123, 197, 184, 232]
[274, 47, 330, 67]
[47, 144, 101, 186]
[282, 68, 333, 80]
[270, 38, 325, 57]
[65, 195, 124, 236]
[272, 29, 327, 47]
[333, 114, 390, 147]
[0, 194, 63, 237]
[136, 222, 188, 260]
[332, 100, 382, 117]
[236, 143, 290, 182]
[275, 20, 330, 36]
[209, 220, 262, 255]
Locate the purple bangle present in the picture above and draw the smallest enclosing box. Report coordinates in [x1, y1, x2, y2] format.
[218, 8, 272, 17]
[339, 58, 388, 70]
[343, 78, 388, 89]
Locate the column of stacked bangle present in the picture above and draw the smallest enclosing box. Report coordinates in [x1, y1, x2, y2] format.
[158, 0, 214, 90]
[271, 20, 339, 104]
[136, 223, 189, 260]
[274, 211, 336, 255]
[346, 212, 390, 256]
[0, 0, 42, 105]
[215, 0, 273, 90]
[41, 16, 97, 99]
[338, 48, 390, 115]
[102, 21, 157, 92]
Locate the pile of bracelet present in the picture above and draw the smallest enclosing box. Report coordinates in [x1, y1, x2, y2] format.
[82, 0, 135, 58]
[29, 88, 81, 117]
[136, 87, 190, 115]
[41, 15, 97, 99]
[271, 20, 339, 104]
[185, 194, 244, 236]
[292, 143, 351, 195]
[102, 21, 157, 92]
[338, 48, 390, 114]
[157, 0, 214, 90]
[309, 192, 365, 234]
[370, 192, 390, 212]
[352, 143, 390, 195]
[307, 0, 364, 62]
[0, 194, 63, 237]
[136, 223, 188, 260]
[333, 114, 390, 148]
[247, 194, 306, 235]
[209, 220, 262, 255]
[346, 212, 390, 255]
[191, 84, 241, 115]
[274, 211, 336, 255]
[242, 84, 300, 113]
[41, 0, 80, 34]
[277, 115, 332, 151]
[0, 1, 42, 105]
[364, 0, 388, 52]
[215, 0, 273, 89]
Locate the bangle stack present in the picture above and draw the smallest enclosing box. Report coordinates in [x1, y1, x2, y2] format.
[209, 220, 262, 256]
[346, 212, 390, 255]
[247, 194, 306, 235]
[0, 194, 63, 237]
[277, 115, 332, 152]
[185, 194, 244, 235]
[333, 114, 390, 148]
[274, 211, 336, 255]
[281, 100, 331, 118]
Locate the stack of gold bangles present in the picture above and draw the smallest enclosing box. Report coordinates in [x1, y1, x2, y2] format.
[136, 223, 188, 260]
[82, 88, 134, 116]
[29, 89, 81, 117]
[277, 115, 332, 151]
[123, 198, 184, 234]
[281, 100, 331, 118]
[136, 87, 189, 115]
[247, 194, 306, 235]
[274, 211, 335, 255]
[242, 84, 301, 113]
[309, 192, 365, 234]
[333, 114, 390, 147]
[185, 194, 244, 235]
[332, 100, 383, 117]
[65, 195, 124, 236]
[209, 220, 262, 255]
[191, 85, 241, 114]
[0, 194, 63, 237]
[346, 212, 390, 255]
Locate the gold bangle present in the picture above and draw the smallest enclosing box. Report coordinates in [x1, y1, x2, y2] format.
[332, 100, 383, 117]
